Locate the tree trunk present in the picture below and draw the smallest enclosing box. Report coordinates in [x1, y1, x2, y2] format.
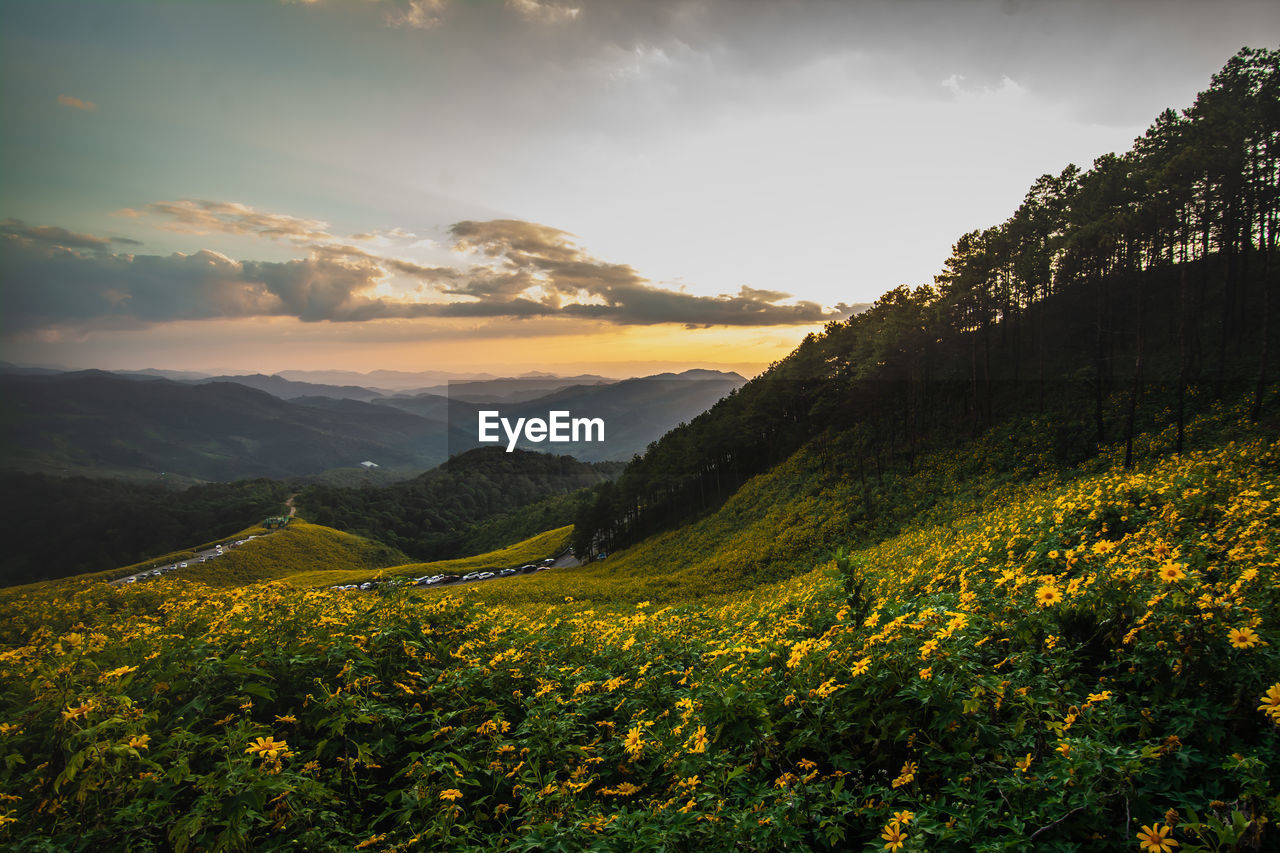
[1124, 262, 1145, 469]
[1253, 212, 1274, 422]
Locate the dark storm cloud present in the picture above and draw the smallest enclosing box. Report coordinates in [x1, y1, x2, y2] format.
[0, 216, 838, 334]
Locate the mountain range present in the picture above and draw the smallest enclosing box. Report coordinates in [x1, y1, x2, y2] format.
[0, 367, 745, 481]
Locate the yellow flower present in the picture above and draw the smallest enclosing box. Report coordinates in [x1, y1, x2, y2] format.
[274, 714, 298, 724]
[1158, 563, 1186, 584]
[880, 820, 907, 850]
[891, 760, 916, 789]
[918, 667, 932, 680]
[892, 810, 915, 824]
[440, 789, 463, 802]
[61, 701, 95, 722]
[244, 736, 290, 760]
[688, 725, 709, 753]
[127, 734, 150, 750]
[815, 678, 843, 698]
[1035, 585, 1062, 607]
[1228, 627, 1261, 649]
[1136, 823, 1180, 852]
[623, 726, 646, 760]
[1015, 753, 1033, 773]
[601, 782, 641, 796]
[851, 658, 871, 677]
[1257, 683, 1280, 721]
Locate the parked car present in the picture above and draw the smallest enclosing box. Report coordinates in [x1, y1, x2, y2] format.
[498, 568, 517, 577]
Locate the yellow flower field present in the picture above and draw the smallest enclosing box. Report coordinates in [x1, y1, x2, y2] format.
[0, 429, 1277, 850]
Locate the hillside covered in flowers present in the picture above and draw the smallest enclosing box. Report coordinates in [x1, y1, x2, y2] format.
[1, 398, 1277, 850]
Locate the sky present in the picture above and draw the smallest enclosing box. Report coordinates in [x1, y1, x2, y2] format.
[2, 0, 1278, 379]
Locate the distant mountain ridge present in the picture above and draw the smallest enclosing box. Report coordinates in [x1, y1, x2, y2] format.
[0, 368, 746, 480]
[194, 373, 391, 402]
[277, 368, 498, 390]
[0, 371, 459, 480]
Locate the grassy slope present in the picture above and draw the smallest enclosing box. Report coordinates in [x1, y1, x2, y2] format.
[174, 519, 407, 587]
[284, 525, 573, 588]
[0, 523, 276, 597]
[454, 415, 1083, 608]
[462, 393, 1270, 610]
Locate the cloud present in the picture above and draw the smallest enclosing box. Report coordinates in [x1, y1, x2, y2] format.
[125, 199, 335, 244]
[0, 214, 839, 334]
[444, 218, 837, 327]
[0, 219, 138, 250]
[386, 0, 448, 29]
[56, 94, 97, 111]
[506, 0, 580, 24]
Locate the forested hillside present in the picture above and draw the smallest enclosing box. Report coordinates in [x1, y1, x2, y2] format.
[0, 475, 289, 586]
[298, 447, 622, 561]
[574, 47, 1280, 558]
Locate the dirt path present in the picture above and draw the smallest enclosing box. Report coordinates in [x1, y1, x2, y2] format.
[285, 493, 298, 517]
